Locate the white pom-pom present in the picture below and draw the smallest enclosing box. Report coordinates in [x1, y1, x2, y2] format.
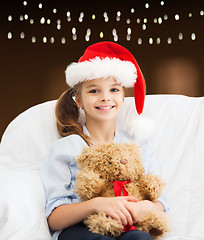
[127, 113, 154, 143]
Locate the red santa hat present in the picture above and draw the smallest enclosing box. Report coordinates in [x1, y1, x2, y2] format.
[65, 41, 146, 115]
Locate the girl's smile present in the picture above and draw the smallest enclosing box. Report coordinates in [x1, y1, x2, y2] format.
[95, 105, 116, 111]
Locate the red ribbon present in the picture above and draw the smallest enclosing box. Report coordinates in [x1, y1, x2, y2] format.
[113, 180, 130, 197]
[112, 180, 137, 232]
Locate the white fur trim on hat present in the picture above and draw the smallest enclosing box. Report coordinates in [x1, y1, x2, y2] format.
[65, 57, 137, 88]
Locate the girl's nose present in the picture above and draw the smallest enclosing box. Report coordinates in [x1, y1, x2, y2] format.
[101, 98, 110, 102]
[100, 93, 110, 102]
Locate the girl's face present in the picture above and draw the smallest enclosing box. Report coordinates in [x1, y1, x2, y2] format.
[75, 76, 124, 124]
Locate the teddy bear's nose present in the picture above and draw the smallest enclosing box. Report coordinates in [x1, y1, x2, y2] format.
[120, 159, 128, 165]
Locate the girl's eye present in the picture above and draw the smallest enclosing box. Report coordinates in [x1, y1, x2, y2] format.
[89, 89, 99, 93]
[111, 88, 119, 92]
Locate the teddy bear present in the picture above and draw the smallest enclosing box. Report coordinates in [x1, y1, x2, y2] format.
[75, 142, 169, 239]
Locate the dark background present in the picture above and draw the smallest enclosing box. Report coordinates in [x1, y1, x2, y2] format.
[0, 0, 204, 139]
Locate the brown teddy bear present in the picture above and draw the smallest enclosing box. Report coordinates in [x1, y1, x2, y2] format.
[75, 142, 169, 239]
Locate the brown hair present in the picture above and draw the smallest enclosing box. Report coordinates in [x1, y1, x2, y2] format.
[55, 86, 92, 146]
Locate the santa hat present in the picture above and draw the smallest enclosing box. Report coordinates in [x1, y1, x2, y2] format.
[65, 41, 146, 115]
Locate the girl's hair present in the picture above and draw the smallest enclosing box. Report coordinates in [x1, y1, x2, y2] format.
[55, 86, 92, 146]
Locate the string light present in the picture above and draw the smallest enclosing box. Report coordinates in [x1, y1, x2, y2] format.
[72, 27, 77, 40]
[6, 3, 203, 45]
[85, 28, 91, 41]
[61, 37, 66, 44]
[72, 27, 76, 35]
[167, 37, 172, 44]
[8, 32, 12, 39]
[100, 32, 104, 38]
[32, 36, 36, 43]
[116, 11, 121, 21]
[40, 17, 45, 24]
[164, 14, 168, 20]
[191, 33, 196, 40]
[178, 33, 183, 40]
[20, 32, 25, 39]
[50, 37, 55, 43]
[138, 38, 142, 45]
[72, 34, 77, 40]
[149, 38, 153, 44]
[126, 34, 131, 41]
[114, 35, 118, 42]
[158, 17, 162, 24]
[156, 38, 161, 44]
[127, 28, 131, 35]
[87, 28, 91, 35]
[57, 19, 61, 30]
[112, 28, 118, 42]
[175, 14, 179, 20]
[43, 37, 47, 43]
[79, 12, 84, 22]
[142, 24, 146, 30]
[145, 3, 149, 9]
[8, 15, 12, 21]
[112, 28, 117, 36]
[103, 12, 109, 22]
[85, 35, 90, 41]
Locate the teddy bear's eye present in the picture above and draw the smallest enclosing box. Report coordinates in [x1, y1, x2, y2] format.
[108, 161, 112, 164]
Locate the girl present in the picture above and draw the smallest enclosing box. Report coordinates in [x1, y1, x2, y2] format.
[40, 41, 168, 240]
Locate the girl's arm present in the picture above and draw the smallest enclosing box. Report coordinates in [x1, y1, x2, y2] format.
[48, 196, 138, 231]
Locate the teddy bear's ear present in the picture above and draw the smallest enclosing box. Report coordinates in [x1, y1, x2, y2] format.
[76, 144, 110, 169]
[123, 142, 141, 159]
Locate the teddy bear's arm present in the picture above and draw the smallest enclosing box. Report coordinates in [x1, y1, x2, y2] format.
[75, 170, 107, 201]
[139, 173, 165, 201]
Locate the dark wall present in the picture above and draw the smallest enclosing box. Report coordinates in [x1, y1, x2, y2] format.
[0, 0, 204, 139]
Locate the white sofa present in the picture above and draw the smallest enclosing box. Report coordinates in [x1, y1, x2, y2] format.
[0, 95, 204, 240]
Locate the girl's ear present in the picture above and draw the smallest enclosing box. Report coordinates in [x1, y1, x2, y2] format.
[75, 94, 83, 108]
[123, 88, 125, 102]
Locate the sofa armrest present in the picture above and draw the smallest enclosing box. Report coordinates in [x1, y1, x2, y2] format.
[0, 170, 51, 240]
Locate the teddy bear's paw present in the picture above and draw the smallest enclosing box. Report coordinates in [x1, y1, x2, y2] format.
[140, 173, 164, 200]
[84, 212, 123, 238]
[136, 213, 169, 239]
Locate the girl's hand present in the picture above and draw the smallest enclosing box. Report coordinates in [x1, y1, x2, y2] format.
[91, 196, 138, 227]
[126, 200, 164, 223]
